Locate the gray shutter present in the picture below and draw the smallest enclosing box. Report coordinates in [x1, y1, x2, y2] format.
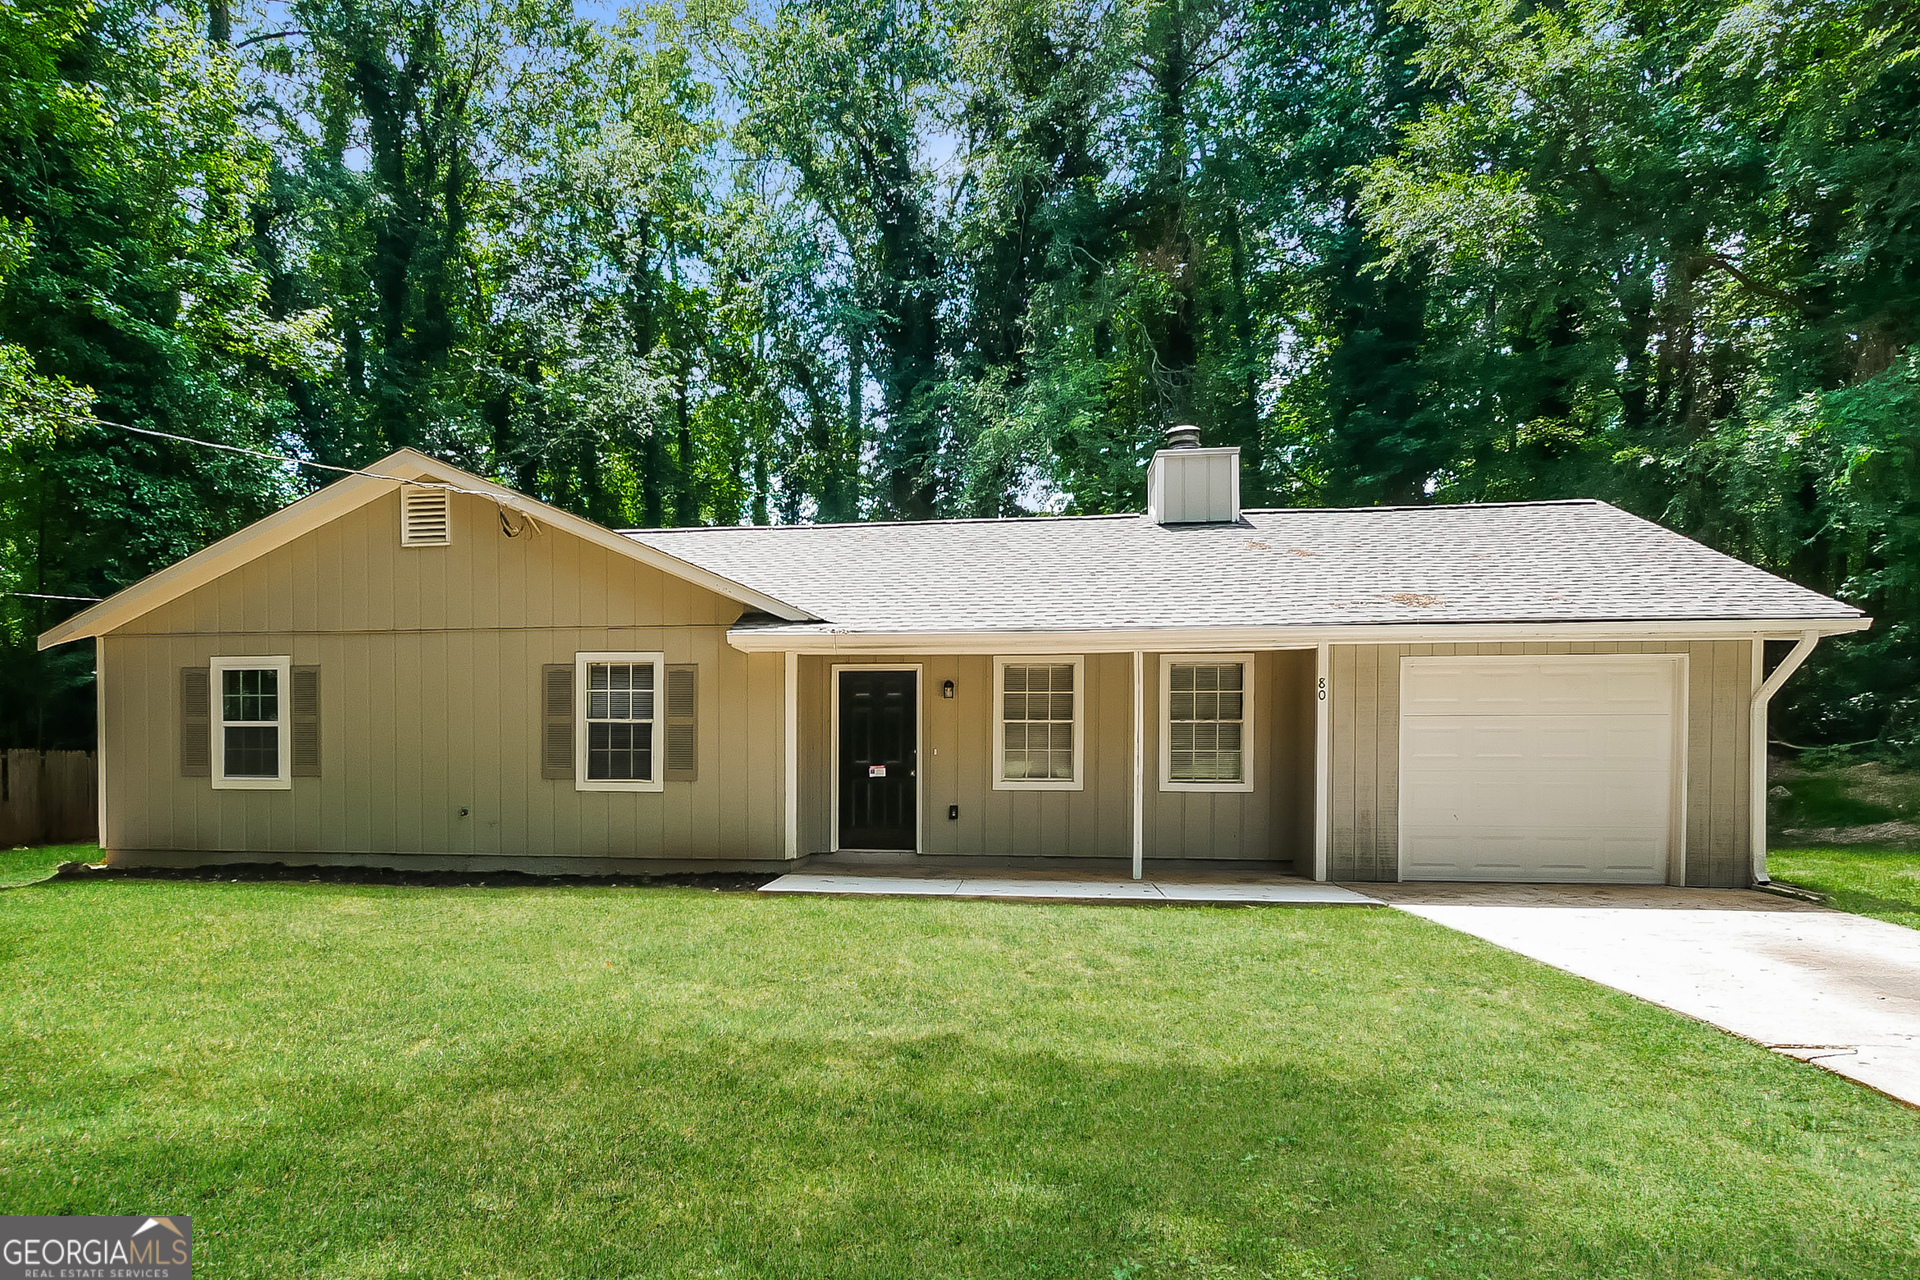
[291, 666, 321, 777]
[541, 664, 574, 779]
[180, 667, 211, 777]
[665, 664, 697, 782]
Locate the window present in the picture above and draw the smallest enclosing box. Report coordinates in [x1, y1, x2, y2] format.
[211, 656, 292, 789]
[1161, 654, 1254, 792]
[575, 652, 664, 791]
[994, 657, 1083, 790]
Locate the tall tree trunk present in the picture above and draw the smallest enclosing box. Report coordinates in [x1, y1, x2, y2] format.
[1222, 199, 1265, 500]
[674, 364, 696, 526]
[829, 325, 860, 523]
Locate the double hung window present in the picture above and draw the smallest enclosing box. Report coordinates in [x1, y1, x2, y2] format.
[211, 655, 292, 789]
[576, 652, 665, 791]
[1161, 655, 1254, 791]
[994, 657, 1083, 790]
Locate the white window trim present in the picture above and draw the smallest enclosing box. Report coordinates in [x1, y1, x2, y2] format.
[992, 655, 1085, 791]
[575, 651, 665, 793]
[210, 655, 293, 790]
[1159, 652, 1256, 793]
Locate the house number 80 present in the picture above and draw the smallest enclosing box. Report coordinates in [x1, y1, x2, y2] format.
[1317, 677, 1327, 701]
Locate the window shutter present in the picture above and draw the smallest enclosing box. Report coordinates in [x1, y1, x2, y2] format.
[180, 667, 210, 778]
[664, 664, 697, 781]
[541, 664, 574, 779]
[291, 666, 321, 777]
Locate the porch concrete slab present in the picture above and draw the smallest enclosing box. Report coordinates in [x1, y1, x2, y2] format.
[760, 875, 965, 897]
[1155, 882, 1379, 905]
[1377, 884, 1920, 1108]
[958, 877, 1168, 901]
[759, 873, 1381, 906]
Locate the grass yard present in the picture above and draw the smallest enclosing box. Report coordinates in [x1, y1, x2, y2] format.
[1770, 846, 1920, 931]
[4, 866, 1920, 1278]
[0, 843, 93, 890]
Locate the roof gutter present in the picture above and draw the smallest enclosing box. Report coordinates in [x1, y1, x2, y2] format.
[1750, 630, 1823, 886]
[724, 616, 1872, 655]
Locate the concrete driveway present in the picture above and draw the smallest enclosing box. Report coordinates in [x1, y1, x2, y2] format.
[1358, 883, 1920, 1109]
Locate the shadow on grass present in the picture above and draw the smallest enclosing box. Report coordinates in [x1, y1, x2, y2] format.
[1769, 846, 1920, 930]
[1776, 882, 1920, 920]
[7, 1025, 1917, 1280]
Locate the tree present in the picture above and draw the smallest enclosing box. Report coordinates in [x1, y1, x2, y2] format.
[0, 0, 319, 748]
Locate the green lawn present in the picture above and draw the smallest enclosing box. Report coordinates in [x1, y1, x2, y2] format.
[1770, 847, 1920, 931]
[0, 842, 94, 889]
[4, 868, 1919, 1278]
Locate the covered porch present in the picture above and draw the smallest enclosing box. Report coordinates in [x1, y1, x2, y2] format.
[772, 647, 1326, 879]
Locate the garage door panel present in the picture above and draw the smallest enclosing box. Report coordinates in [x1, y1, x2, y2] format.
[1598, 665, 1678, 712]
[1404, 660, 1678, 716]
[1399, 657, 1677, 884]
[1403, 721, 1474, 761]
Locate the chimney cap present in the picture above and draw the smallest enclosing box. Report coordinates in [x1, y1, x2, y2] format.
[1164, 424, 1202, 450]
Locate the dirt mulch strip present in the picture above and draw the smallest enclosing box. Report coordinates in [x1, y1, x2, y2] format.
[50, 862, 777, 892]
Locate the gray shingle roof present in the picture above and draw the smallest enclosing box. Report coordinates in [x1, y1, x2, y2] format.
[624, 500, 1860, 635]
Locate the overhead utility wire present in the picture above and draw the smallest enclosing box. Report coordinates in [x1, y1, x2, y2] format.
[87, 417, 543, 537]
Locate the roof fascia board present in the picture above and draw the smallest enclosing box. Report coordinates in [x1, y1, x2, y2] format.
[725, 616, 1873, 655]
[40, 449, 813, 649]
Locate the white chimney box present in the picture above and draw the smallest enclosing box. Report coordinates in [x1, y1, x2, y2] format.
[1147, 445, 1241, 525]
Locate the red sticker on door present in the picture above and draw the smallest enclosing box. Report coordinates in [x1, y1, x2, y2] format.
[869, 765, 887, 777]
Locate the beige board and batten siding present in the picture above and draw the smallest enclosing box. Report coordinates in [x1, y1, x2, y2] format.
[1326, 640, 1753, 887]
[100, 487, 789, 868]
[797, 650, 1314, 864]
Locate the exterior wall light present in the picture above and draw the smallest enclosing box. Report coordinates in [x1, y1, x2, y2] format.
[941, 679, 956, 699]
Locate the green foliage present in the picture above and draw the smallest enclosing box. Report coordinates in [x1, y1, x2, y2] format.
[2, 0, 1917, 750]
[1770, 775, 1901, 830]
[0, 0, 307, 746]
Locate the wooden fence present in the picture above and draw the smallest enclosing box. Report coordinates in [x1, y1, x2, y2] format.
[0, 750, 97, 847]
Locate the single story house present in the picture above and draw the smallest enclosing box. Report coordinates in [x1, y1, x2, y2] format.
[40, 431, 1867, 886]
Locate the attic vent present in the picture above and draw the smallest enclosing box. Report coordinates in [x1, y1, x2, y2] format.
[400, 486, 451, 546]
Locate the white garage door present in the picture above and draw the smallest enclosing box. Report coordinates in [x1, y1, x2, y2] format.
[1399, 656, 1680, 883]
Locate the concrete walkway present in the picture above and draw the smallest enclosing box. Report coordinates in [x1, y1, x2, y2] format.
[761, 872, 1380, 906]
[1365, 883, 1920, 1108]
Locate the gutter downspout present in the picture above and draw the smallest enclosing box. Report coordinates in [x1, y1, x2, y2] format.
[1750, 631, 1820, 885]
[95, 639, 107, 861]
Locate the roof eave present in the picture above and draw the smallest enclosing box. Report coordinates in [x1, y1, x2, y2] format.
[723, 615, 1873, 654]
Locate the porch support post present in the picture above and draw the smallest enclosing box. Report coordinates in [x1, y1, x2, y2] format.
[1132, 649, 1144, 881]
[784, 649, 799, 860]
[1749, 630, 1818, 885]
[1313, 642, 1330, 882]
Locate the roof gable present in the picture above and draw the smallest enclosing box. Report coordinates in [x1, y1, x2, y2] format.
[38, 450, 813, 649]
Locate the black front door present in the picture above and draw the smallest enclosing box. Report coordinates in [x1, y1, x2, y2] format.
[838, 669, 918, 850]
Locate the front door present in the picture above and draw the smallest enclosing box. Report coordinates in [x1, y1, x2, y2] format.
[838, 669, 918, 850]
